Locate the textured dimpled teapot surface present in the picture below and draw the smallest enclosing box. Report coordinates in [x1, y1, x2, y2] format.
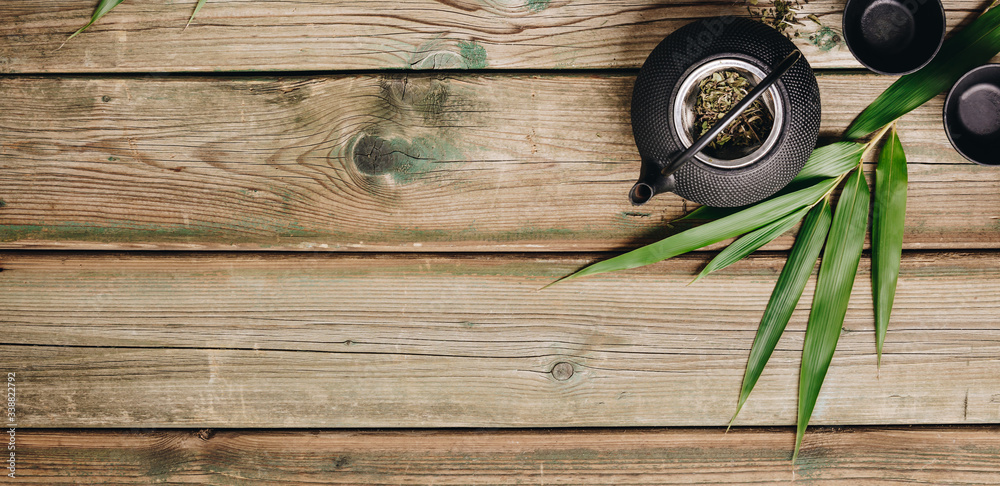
[631, 17, 821, 208]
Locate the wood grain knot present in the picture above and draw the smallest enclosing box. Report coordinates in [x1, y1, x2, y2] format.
[352, 134, 420, 177]
[406, 40, 489, 69]
[551, 362, 574, 381]
[349, 131, 458, 185]
[378, 75, 453, 125]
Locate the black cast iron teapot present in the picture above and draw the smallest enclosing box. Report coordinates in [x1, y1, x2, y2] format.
[629, 16, 822, 208]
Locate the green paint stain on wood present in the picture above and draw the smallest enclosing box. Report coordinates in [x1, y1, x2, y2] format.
[377, 76, 455, 125]
[414, 83, 450, 122]
[809, 26, 842, 51]
[350, 133, 461, 185]
[0, 218, 676, 248]
[527, 0, 550, 12]
[347, 76, 474, 188]
[457, 41, 488, 69]
[0, 220, 325, 245]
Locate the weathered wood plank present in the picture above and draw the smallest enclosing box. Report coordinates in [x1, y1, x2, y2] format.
[3, 252, 998, 427]
[13, 428, 1000, 484]
[1, 0, 996, 73]
[1, 74, 998, 251]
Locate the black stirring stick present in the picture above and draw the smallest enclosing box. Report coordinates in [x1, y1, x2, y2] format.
[661, 50, 803, 178]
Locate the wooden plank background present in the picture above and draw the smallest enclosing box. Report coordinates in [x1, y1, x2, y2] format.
[0, 0, 997, 72]
[3, 251, 998, 428]
[2, 0, 1000, 481]
[2, 73, 998, 251]
[14, 428, 1000, 484]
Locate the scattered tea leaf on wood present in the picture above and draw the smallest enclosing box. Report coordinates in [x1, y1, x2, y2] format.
[794, 167, 870, 462]
[696, 71, 774, 149]
[748, 0, 801, 39]
[872, 125, 907, 366]
[731, 197, 832, 427]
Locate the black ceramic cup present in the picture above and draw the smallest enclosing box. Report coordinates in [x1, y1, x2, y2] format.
[842, 0, 945, 75]
[944, 64, 1000, 166]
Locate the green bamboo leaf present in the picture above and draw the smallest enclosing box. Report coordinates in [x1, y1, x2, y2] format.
[693, 206, 810, 284]
[66, 0, 126, 43]
[674, 204, 734, 222]
[186, 0, 208, 29]
[793, 168, 870, 462]
[547, 178, 838, 286]
[844, 7, 1000, 139]
[872, 126, 907, 366]
[674, 142, 864, 224]
[790, 142, 866, 184]
[729, 198, 832, 427]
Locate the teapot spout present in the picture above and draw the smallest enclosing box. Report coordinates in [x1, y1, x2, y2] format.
[629, 157, 676, 205]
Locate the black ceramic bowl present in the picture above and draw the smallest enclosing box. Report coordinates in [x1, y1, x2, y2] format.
[843, 0, 945, 75]
[944, 64, 1000, 166]
[630, 16, 821, 207]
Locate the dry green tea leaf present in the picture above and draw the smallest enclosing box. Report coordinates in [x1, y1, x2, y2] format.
[696, 71, 774, 149]
[748, 0, 801, 39]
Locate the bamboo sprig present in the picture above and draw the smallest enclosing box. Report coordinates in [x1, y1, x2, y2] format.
[63, 0, 209, 47]
[546, 5, 999, 461]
